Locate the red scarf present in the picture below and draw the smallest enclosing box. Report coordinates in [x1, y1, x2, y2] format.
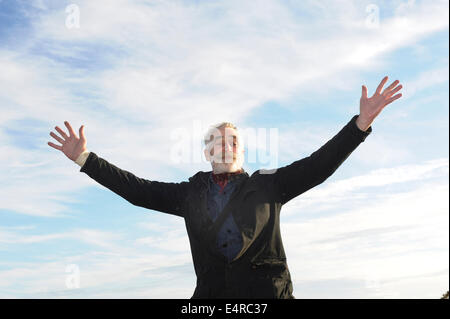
[211, 169, 244, 193]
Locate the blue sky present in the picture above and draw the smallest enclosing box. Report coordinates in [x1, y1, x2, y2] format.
[0, 0, 448, 298]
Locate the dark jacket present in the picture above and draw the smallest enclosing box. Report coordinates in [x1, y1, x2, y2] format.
[79, 115, 372, 298]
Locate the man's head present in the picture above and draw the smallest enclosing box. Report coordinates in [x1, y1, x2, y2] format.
[203, 122, 245, 174]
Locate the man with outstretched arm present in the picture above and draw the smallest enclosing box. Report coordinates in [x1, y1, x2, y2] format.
[48, 76, 402, 298]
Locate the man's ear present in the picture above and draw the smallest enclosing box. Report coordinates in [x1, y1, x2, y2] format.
[204, 148, 211, 161]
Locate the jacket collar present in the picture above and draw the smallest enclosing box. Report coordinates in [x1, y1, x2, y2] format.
[189, 168, 249, 189]
[211, 168, 246, 184]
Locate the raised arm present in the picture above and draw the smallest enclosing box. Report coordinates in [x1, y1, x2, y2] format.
[48, 121, 188, 217]
[79, 152, 188, 217]
[271, 115, 371, 205]
[271, 76, 403, 205]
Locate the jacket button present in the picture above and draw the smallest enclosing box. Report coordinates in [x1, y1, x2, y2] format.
[252, 265, 257, 269]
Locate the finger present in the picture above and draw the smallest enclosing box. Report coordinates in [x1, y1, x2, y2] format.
[375, 76, 389, 94]
[48, 141, 62, 151]
[362, 85, 368, 99]
[79, 125, 85, 140]
[55, 126, 69, 140]
[50, 131, 65, 144]
[382, 80, 400, 95]
[384, 93, 402, 106]
[64, 121, 76, 137]
[385, 84, 402, 98]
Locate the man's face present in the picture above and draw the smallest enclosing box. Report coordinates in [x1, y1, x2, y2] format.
[204, 126, 245, 173]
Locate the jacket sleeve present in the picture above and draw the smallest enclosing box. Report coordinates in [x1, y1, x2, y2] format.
[80, 152, 189, 217]
[271, 115, 372, 205]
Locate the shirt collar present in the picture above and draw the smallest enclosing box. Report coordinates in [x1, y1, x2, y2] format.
[210, 168, 246, 185]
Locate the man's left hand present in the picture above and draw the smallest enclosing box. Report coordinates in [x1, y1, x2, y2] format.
[356, 75, 403, 131]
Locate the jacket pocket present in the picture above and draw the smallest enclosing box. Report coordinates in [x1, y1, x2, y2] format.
[251, 257, 286, 267]
[249, 257, 289, 298]
[251, 258, 287, 277]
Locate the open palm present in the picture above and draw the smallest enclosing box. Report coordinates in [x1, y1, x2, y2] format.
[48, 121, 86, 161]
[360, 76, 403, 121]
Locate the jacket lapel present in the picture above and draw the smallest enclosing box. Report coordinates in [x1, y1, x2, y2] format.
[189, 170, 259, 262]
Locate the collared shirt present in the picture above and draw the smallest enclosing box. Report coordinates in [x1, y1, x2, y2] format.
[207, 170, 245, 262]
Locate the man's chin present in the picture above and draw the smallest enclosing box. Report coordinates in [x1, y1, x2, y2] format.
[212, 162, 240, 174]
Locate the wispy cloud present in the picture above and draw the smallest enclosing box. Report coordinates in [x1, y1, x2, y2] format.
[0, 158, 447, 298]
[281, 158, 448, 216]
[281, 162, 448, 298]
[403, 65, 449, 99]
[0, 0, 448, 298]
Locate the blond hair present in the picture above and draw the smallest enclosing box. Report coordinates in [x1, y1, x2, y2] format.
[203, 122, 238, 148]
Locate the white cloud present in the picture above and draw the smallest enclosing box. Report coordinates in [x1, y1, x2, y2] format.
[0, 225, 195, 297]
[402, 65, 449, 99]
[135, 219, 190, 253]
[1, 157, 448, 298]
[280, 160, 448, 298]
[281, 157, 448, 217]
[0, 0, 448, 298]
[0, 251, 194, 298]
[0, 228, 123, 249]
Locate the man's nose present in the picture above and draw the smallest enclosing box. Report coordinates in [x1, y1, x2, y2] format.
[223, 142, 234, 152]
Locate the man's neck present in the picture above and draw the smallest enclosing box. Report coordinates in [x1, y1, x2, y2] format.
[211, 168, 244, 191]
[212, 167, 244, 176]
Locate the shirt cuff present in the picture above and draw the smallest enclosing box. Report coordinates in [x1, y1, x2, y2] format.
[349, 115, 372, 142]
[75, 150, 90, 167]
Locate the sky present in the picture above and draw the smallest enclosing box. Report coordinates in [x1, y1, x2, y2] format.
[0, 0, 448, 299]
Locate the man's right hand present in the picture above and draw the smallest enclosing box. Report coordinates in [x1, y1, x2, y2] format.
[48, 121, 87, 161]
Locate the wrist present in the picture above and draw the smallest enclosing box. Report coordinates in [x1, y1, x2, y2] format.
[356, 115, 371, 132]
[75, 150, 90, 167]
